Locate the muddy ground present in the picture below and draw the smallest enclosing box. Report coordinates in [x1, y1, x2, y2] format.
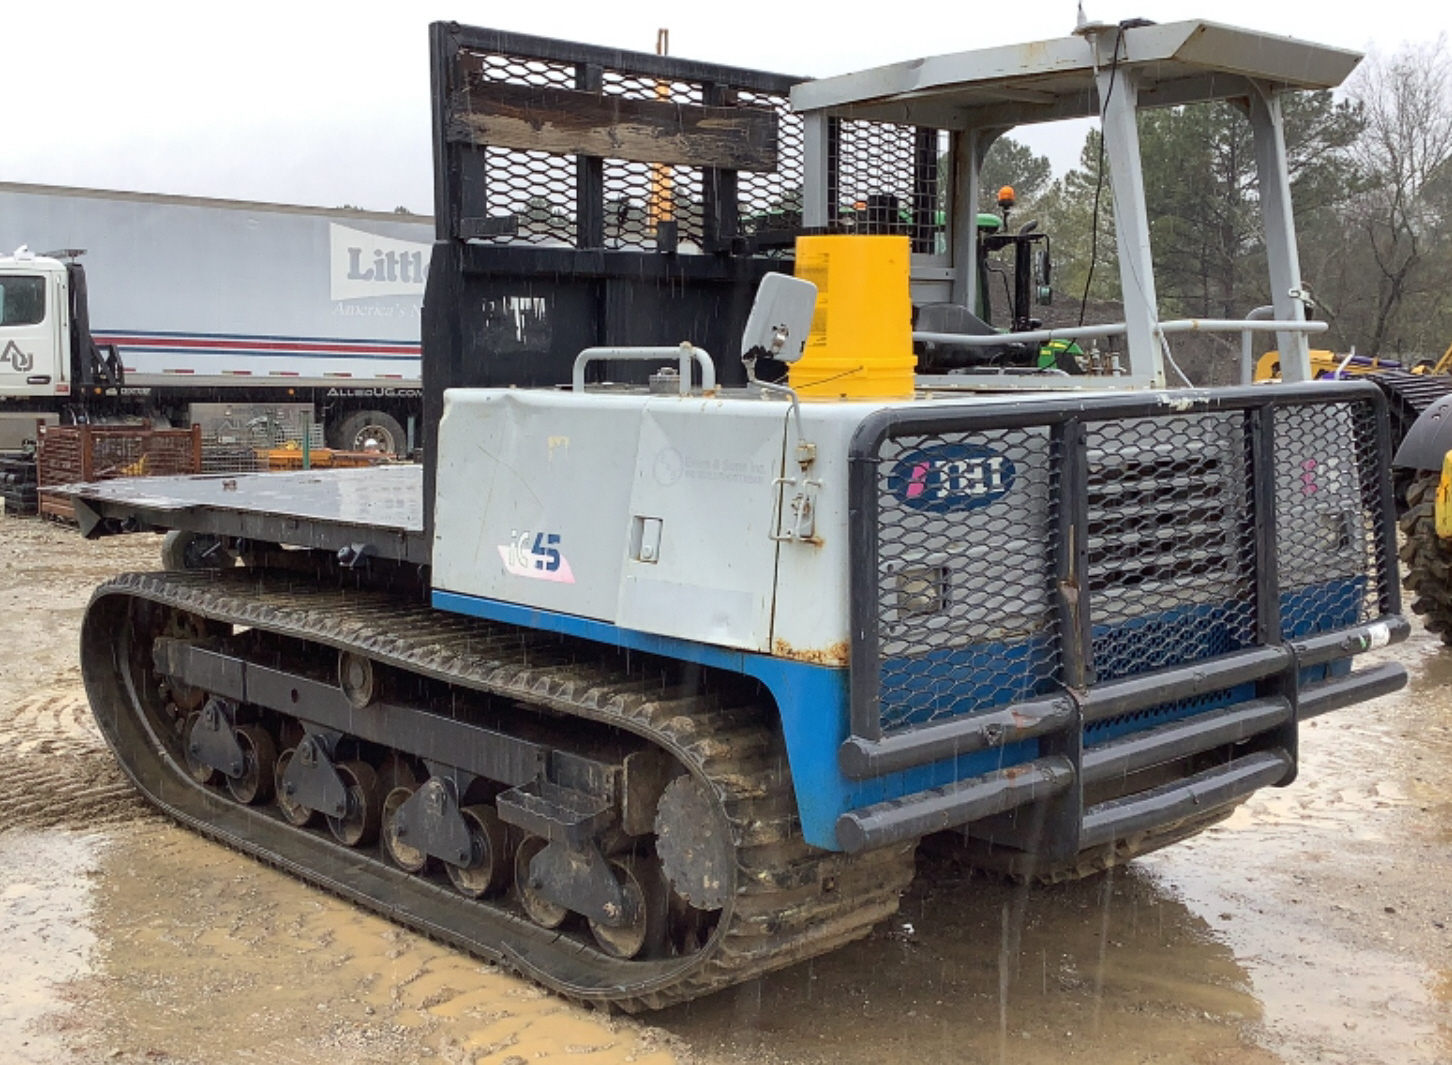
[0, 512, 1447, 1065]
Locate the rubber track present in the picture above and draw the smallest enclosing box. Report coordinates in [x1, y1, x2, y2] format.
[83, 569, 917, 1011]
[1370, 369, 1452, 464]
[1368, 369, 1452, 424]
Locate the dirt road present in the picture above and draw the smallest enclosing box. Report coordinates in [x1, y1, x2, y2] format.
[0, 513, 1447, 1064]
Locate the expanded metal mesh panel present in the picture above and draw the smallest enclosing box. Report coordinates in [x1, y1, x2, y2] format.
[467, 54, 580, 246]
[832, 121, 947, 256]
[602, 160, 705, 249]
[859, 395, 1396, 739]
[874, 426, 1061, 732]
[1086, 413, 1257, 681]
[601, 72, 705, 249]
[486, 148, 578, 245]
[454, 44, 796, 252]
[471, 51, 573, 87]
[1273, 400, 1392, 637]
[736, 91, 804, 237]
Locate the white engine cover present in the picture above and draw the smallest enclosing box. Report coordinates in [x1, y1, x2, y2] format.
[433, 389, 803, 653]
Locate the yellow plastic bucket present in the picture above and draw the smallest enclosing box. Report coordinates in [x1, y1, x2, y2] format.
[790, 235, 916, 400]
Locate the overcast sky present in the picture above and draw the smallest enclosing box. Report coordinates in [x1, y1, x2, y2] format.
[4, 0, 1449, 213]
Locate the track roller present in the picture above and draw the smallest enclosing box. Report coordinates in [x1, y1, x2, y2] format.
[274, 748, 318, 827]
[327, 760, 382, 846]
[514, 835, 568, 929]
[338, 651, 377, 709]
[589, 855, 667, 960]
[227, 725, 277, 805]
[446, 804, 510, 899]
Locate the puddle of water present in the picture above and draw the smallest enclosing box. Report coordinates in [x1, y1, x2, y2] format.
[1136, 633, 1452, 1065]
[0, 829, 103, 1063]
[70, 821, 677, 1065]
[1147, 839, 1443, 1065]
[657, 855, 1277, 1065]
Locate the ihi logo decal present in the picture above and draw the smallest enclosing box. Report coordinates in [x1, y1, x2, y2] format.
[888, 443, 1016, 513]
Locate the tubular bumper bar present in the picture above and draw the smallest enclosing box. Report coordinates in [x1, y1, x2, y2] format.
[834, 618, 1408, 854]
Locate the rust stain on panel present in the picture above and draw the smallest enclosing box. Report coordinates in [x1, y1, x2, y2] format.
[773, 638, 850, 666]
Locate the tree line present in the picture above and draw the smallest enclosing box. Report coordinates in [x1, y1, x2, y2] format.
[982, 37, 1452, 383]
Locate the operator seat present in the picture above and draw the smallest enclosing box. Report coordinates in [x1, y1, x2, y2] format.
[914, 302, 1028, 372]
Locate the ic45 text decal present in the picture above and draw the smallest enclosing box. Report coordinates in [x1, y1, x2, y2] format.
[888, 443, 1016, 513]
[497, 530, 576, 583]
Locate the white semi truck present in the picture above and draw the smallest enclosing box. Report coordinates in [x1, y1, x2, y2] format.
[0, 183, 430, 454]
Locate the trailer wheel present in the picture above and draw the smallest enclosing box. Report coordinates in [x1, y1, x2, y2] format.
[161, 530, 237, 572]
[1399, 471, 1452, 644]
[332, 410, 406, 456]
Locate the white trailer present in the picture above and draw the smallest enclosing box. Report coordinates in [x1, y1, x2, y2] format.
[0, 182, 431, 453]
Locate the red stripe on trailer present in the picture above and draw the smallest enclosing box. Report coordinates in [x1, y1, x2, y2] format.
[93, 333, 420, 357]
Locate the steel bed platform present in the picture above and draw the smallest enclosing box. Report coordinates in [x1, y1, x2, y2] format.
[66, 465, 427, 565]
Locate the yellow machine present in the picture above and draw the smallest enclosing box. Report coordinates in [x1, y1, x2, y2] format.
[1399, 462, 1452, 643]
[1254, 340, 1452, 382]
[1388, 339, 1452, 642]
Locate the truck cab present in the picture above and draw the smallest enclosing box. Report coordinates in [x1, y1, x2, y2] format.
[0, 248, 121, 450]
[0, 250, 69, 435]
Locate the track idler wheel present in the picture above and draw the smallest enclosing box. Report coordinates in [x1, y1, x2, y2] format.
[446, 805, 510, 899]
[226, 726, 278, 805]
[514, 835, 568, 929]
[589, 855, 668, 960]
[327, 761, 382, 847]
[654, 774, 732, 911]
[273, 748, 318, 827]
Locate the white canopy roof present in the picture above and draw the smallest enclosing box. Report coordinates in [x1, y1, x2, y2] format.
[791, 20, 1361, 130]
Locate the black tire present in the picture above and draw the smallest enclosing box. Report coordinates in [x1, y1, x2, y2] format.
[160, 530, 237, 572]
[1398, 471, 1452, 644]
[331, 410, 406, 456]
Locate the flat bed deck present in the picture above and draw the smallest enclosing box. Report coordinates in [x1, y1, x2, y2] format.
[66, 464, 428, 565]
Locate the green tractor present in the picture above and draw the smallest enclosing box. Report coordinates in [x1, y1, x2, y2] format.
[915, 186, 1082, 374]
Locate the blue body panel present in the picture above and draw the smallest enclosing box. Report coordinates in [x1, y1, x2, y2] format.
[432, 590, 1035, 849]
[433, 577, 1366, 851]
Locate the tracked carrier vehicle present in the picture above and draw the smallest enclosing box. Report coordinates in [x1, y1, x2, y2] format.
[72, 20, 1408, 1008]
